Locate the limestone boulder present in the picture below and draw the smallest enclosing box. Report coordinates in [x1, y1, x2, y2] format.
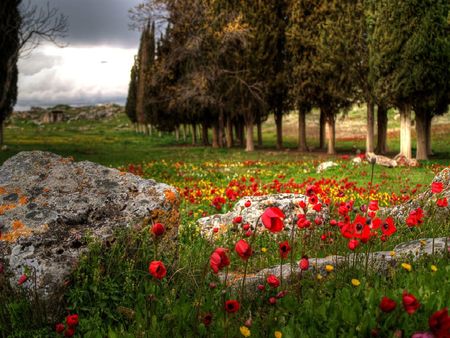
[0, 151, 180, 312]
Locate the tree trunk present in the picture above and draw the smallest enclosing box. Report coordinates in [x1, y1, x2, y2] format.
[226, 116, 233, 148]
[192, 123, 197, 145]
[319, 109, 326, 150]
[182, 124, 187, 142]
[256, 112, 263, 147]
[0, 121, 3, 146]
[236, 120, 244, 147]
[325, 110, 336, 155]
[366, 99, 375, 153]
[175, 125, 180, 141]
[218, 111, 224, 148]
[376, 105, 388, 154]
[201, 122, 209, 146]
[275, 109, 283, 150]
[212, 121, 219, 148]
[298, 106, 308, 152]
[426, 114, 433, 156]
[245, 118, 254, 152]
[399, 104, 412, 159]
[415, 110, 428, 160]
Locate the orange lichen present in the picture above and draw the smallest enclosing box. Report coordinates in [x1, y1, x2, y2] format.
[0, 220, 32, 242]
[19, 196, 28, 205]
[0, 204, 16, 215]
[0, 187, 6, 195]
[164, 189, 178, 205]
[119, 171, 127, 176]
[12, 220, 25, 230]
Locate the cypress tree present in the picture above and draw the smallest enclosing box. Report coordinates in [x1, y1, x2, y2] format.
[125, 60, 138, 125]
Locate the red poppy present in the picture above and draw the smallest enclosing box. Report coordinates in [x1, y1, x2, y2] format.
[225, 300, 240, 313]
[406, 208, 424, 227]
[299, 257, 309, 271]
[210, 248, 230, 273]
[429, 307, 450, 337]
[233, 216, 243, 224]
[431, 182, 444, 194]
[368, 200, 379, 211]
[202, 313, 213, 326]
[403, 291, 420, 315]
[64, 327, 75, 337]
[244, 200, 252, 208]
[437, 198, 448, 207]
[279, 241, 291, 259]
[381, 217, 396, 237]
[243, 223, 250, 231]
[261, 207, 285, 233]
[18, 274, 27, 285]
[149, 261, 167, 279]
[235, 239, 252, 260]
[266, 274, 280, 288]
[298, 200, 307, 209]
[379, 296, 397, 313]
[348, 239, 359, 251]
[257, 284, 265, 291]
[151, 223, 165, 237]
[66, 314, 79, 327]
[55, 323, 65, 333]
[308, 195, 318, 205]
[330, 219, 338, 226]
[297, 214, 311, 229]
[269, 297, 277, 305]
[313, 203, 322, 212]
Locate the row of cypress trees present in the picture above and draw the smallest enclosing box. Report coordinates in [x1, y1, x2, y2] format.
[126, 0, 449, 159]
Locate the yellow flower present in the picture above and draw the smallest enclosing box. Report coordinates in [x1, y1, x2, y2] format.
[390, 251, 396, 257]
[351, 279, 361, 287]
[240, 326, 251, 337]
[401, 263, 412, 272]
[261, 247, 268, 253]
[316, 274, 323, 281]
[325, 265, 334, 272]
[274, 331, 282, 338]
[431, 265, 438, 272]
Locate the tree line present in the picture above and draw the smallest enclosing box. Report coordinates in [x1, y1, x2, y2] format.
[124, 0, 447, 159]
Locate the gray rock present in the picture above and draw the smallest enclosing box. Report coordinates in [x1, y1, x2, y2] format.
[0, 151, 180, 316]
[197, 193, 329, 238]
[316, 161, 338, 173]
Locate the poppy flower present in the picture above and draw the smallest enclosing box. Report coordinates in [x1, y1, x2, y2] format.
[313, 203, 322, 212]
[233, 216, 243, 224]
[431, 182, 443, 194]
[298, 200, 307, 209]
[202, 313, 213, 326]
[269, 297, 277, 305]
[66, 314, 79, 327]
[210, 248, 230, 273]
[244, 200, 252, 208]
[406, 208, 424, 227]
[381, 217, 396, 237]
[261, 207, 285, 233]
[149, 261, 167, 279]
[235, 240, 252, 260]
[18, 274, 27, 285]
[297, 214, 311, 229]
[64, 327, 75, 337]
[267, 274, 280, 288]
[308, 195, 318, 205]
[55, 323, 65, 333]
[243, 223, 250, 231]
[379, 296, 397, 313]
[299, 257, 309, 271]
[278, 241, 291, 259]
[437, 198, 448, 207]
[429, 307, 450, 337]
[368, 200, 379, 211]
[151, 223, 165, 237]
[225, 300, 240, 313]
[348, 239, 359, 251]
[402, 291, 420, 315]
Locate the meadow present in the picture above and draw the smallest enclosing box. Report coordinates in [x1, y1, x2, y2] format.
[0, 108, 449, 337]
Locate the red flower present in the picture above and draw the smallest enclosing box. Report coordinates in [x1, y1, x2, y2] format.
[279, 241, 291, 259]
[266, 274, 280, 288]
[210, 248, 230, 273]
[368, 200, 379, 211]
[299, 257, 309, 271]
[402, 291, 420, 315]
[431, 182, 443, 194]
[203, 313, 213, 326]
[297, 214, 311, 229]
[149, 261, 167, 279]
[18, 274, 27, 285]
[55, 323, 65, 333]
[66, 314, 79, 327]
[269, 297, 277, 305]
[348, 239, 359, 251]
[64, 327, 75, 337]
[379, 296, 397, 313]
[437, 198, 448, 207]
[313, 203, 322, 212]
[233, 216, 243, 224]
[406, 208, 424, 227]
[244, 200, 252, 208]
[261, 207, 285, 233]
[235, 239, 252, 260]
[298, 200, 307, 209]
[151, 223, 165, 237]
[429, 307, 450, 337]
[243, 223, 250, 231]
[381, 217, 396, 237]
[225, 300, 240, 313]
[308, 195, 318, 205]
[257, 284, 265, 291]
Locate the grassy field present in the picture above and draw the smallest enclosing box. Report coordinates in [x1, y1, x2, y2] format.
[1, 108, 449, 337]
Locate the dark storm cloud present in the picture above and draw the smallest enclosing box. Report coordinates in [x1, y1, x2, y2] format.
[27, 0, 142, 48]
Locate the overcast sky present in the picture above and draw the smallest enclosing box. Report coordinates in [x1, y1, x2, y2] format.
[16, 0, 143, 110]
